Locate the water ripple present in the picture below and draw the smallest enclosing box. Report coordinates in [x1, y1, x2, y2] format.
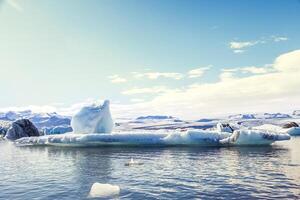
[0, 139, 300, 199]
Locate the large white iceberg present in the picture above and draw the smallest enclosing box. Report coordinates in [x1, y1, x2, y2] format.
[14, 128, 290, 147]
[71, 100, 113, 134]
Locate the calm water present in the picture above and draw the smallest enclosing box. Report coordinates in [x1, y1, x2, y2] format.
[0, 138, 300, 200]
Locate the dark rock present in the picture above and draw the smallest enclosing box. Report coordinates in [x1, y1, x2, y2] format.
[0, 127, 7, 136]
[282, 122, 299, 129]
[293, 110, 300, 116]
[5, 119, 40, 140]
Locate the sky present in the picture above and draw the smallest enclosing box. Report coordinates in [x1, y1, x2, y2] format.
[0, 0, 300, 119]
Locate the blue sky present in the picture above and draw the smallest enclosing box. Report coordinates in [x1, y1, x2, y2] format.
[0, 0, 300, 118]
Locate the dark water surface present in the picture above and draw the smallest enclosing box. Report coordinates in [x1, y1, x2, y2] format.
[0, 138, 300, 199]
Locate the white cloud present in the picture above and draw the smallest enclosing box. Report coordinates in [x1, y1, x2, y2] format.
[272, 36, 288, 42]
[229, 40, 261, 54]
[188, 65, 212, 78]
[241, 66, 270, 74]
[229, 36, 289, 53]
[219, 71, 235, 81]
[132, 72, 183, 80]
[108, 75, 127, 83]
[121, 49, 300, 119]
[273, 49, 300, 72]
[230, 41, 259, 49]
[3, 50, 299, 120]
[221, 68, 240, 73]
[233, 49, 245, 54]
[222, 66, 271, 75]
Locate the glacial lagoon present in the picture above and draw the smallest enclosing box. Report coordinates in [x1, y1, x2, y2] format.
[1, 137, 299, 199]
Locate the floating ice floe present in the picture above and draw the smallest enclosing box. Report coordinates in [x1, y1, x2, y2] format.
[12, 100, 291, 147]
[253, 123, 300, 136]
[88, 182, 120, 198]
[14, 129, 290, 147]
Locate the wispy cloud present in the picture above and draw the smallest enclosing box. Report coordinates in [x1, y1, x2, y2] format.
[222, 66, 271, 75]
[233, 49, 245, 54]
[241, 66, 271, 74]
[229, 36, 289, 53]
[188, 65, 212, 78]
[272, 36, 288, 42]
[219, 71, 235, 81]
[230, 41, 259, 50]
[132, 72, 183, 80]
[108, 75, 127, 83]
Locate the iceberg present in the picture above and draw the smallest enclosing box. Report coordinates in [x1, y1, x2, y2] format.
[253, 123, 300, 136]
[71, 100, 114, 134]
[12, 99, 291, 147]
[42, 126, 73, 135]
[14, 128, 290, 147]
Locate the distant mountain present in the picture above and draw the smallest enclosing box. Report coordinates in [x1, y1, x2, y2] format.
[0, 110, 71, 129]
[136, 115, 174, 120]
[228, 113, 292, 120]
[228, 114, 256, 120]
[262, 113, 291, 119]
[196, 118, 218, 122]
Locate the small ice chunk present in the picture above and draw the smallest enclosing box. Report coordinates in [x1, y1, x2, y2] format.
[88, 182, 120, 198]
[125, 158, 143, 166]
[216, 123, 234, 133]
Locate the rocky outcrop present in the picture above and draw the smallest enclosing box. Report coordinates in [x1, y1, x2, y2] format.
[293, 110, 300, 116]
[5, 119, 40, 140]
[282, 122, 299, 129]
